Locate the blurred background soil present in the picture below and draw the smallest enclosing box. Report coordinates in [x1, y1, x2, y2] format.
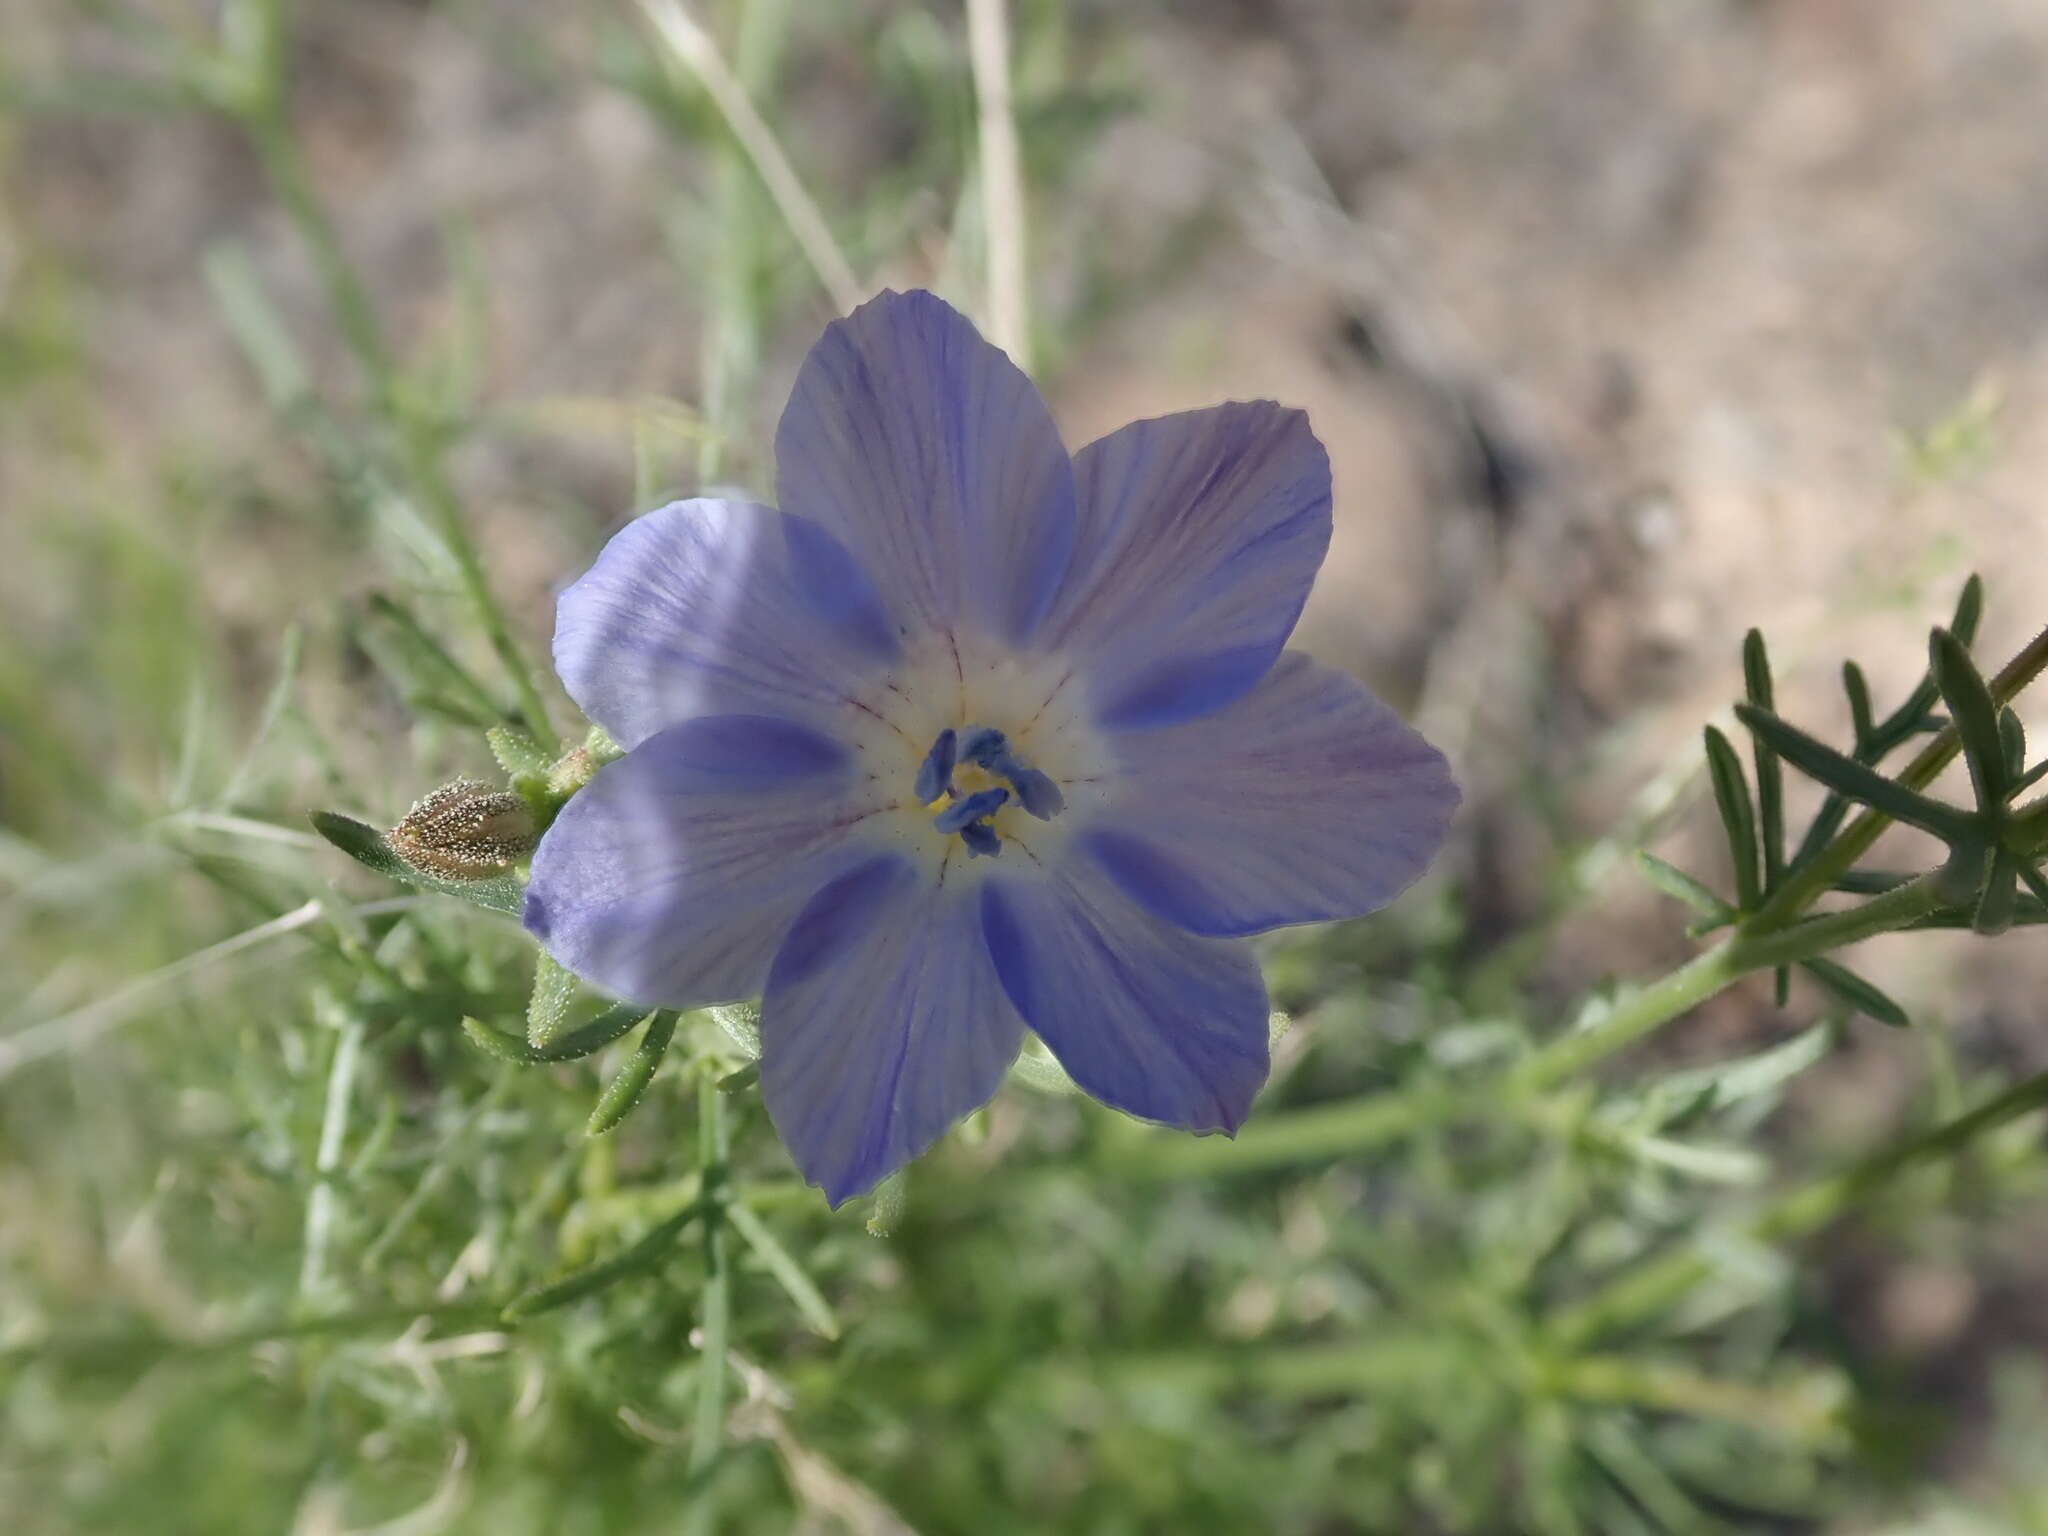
[5, 0, 2048, 1517]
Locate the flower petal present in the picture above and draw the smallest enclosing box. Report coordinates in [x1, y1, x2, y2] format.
[978, 863, 1269, 1132]
[774, 289, 1077, 645]
[523, 715, 886, 1008]
[553, 498, 899, 749]
[1081, 653, 1458, 937]
[762, 854, 1025, 1205]
[1044, 402, 1332, 730]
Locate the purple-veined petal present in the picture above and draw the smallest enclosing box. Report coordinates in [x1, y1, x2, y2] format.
[553, 498, 898, 749]
[1043, 401, 1332, 730]
[762, 854, 1025, 1205]
[1081, 652, 1458, 937]
[978, 862, 1269, 1132]
[523, 715, 887, 1008]
[774, 289, 1077, 645]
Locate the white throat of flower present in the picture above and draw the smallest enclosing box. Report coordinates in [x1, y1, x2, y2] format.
[837, 631, 1115, 881]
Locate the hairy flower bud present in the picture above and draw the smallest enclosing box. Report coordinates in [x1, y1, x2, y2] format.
[389, 780, 536, 879]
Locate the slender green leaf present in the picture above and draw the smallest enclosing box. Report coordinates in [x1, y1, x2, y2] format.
[1859, 581, 1966, 774]
[1742, 630, 1774, 711]
[1657, 1022, 1835, 1110]
[1626, 1134, 1767, 1185]
[691, 1077, 731, 1492]
[1999, 707, 2027, 784]
[1842, 661, 1875, 751]
[1801, 957, 1908, 1028]
[203, 241, 311, 408]
[866, 1170, 907, 1239]
[501, 1196, 709, 1319]
[219, 622, 304, 806]
[1867, 700, 1942, 760]
[1952, 572, 1985, 648]
[1581, 1417, 1703, 1533]
[1789, 790, 1853, 871]
[527, 950, 577, 1049]
[1733, 705, 1978, 842]
[586, 1011, 678, 1135]
[541, 1004, 653, 1061]
[1930, 626, 2009, 807]
[487, 724, 552, 780]
[461, 1002, 649, 1065]
[1010, 1042, 1082, 1095]
[1868, 578, 1991, 763]
[463, 1014, 547, 1064]
[708, 1001, 761, 1058]
[2017, 858, 2048, 913]
[1635, 852, 1731, 919]
[725, 1201, 839, 1338]
[1974, 848, 2018, 936]
[354, 592, 506, 728]
[1744, 630, 1785, 890]
[1702, 727, 1760, 908]
[309, 810, 525, 915]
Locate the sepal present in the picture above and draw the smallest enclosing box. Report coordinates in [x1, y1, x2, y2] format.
[311, 805, 526, 915]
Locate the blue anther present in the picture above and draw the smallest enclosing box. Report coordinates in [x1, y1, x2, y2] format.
[957, 726, 1008, 768]
[1005, 764, 1066, 820]
[932, 786, 1008, 835]
[959, 820, 1002, 858]
[954, 723, 1065, 822]
[914, 728, 957, 804]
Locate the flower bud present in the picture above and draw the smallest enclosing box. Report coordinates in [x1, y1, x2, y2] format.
[388, 780, 536, 880]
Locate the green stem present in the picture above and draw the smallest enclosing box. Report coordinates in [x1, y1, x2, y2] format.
[0, 1298, 501, 1371]
[1126, 876, 1949, 1181]
[239, 88, 555, 747]
[393, 429, 559, 751]
[1728, 872, 1948, 970]
[359, 1071, 515, 1272]
[686, 1077, 731, 1515]
[1096, 1339, 1830, 1441]
[1505, 947, 1743, 1094]
[1086, 1330, 1456, 1398]
[1516, 873, 1946, 1088]
[245, 111, 393, 392]
[1550, 1064, 2048, 1347]
[1556, 1355, 1840, 1440]
[299, 1014, 365, 1297]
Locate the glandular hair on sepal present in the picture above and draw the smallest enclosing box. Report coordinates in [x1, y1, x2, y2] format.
[389, 779, 536, 879]
[547, 747, 598, 798]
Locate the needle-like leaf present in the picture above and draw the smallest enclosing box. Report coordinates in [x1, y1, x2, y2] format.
[1703, 727, 1761, 909]
[587, 1011, 679, 1135]
[1929, 627, 2009, 809]
[1801, 958, 1909, 1028]
[1734, 706, 1979, 844]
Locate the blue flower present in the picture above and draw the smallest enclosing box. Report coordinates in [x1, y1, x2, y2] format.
[523, 290, 1459, 1205]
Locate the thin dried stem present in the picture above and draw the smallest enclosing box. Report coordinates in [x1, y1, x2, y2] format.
[966, 0, 1030, 365]
[0, 897, 421, 1082]
[641, 0, 863, 315]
